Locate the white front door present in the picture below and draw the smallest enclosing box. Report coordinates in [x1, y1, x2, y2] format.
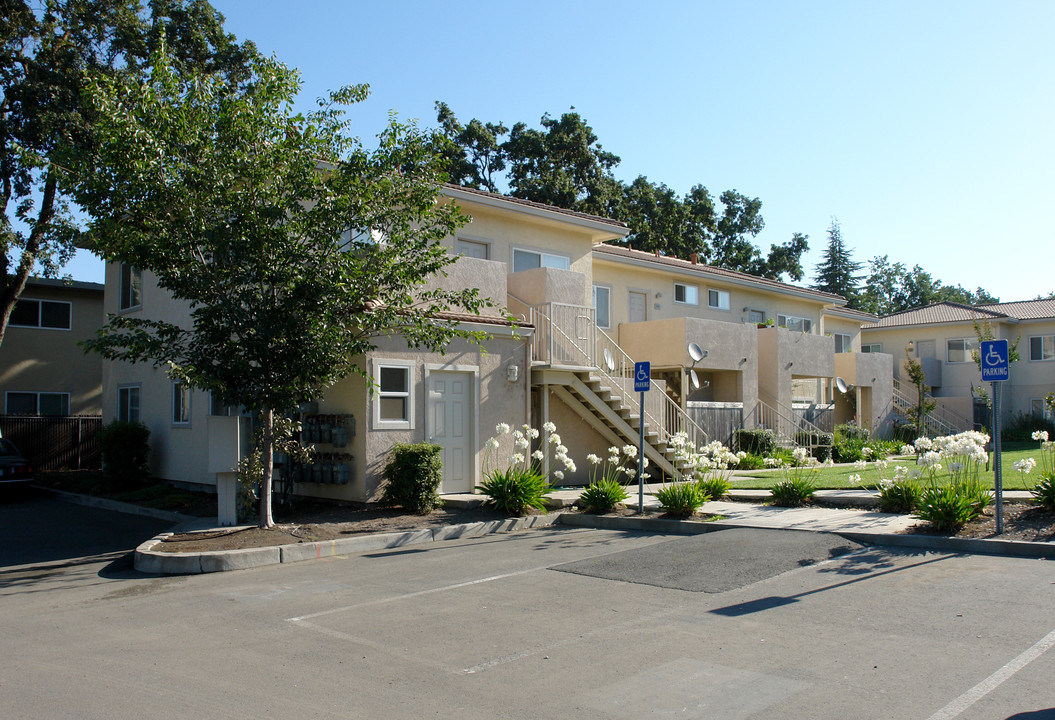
[628, 290, 648, 324]
[428, 371, 474, 494]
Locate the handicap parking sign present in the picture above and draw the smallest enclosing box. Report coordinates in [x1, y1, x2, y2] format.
[980, 339, 1009, 382]
[634, 361, 650, 392]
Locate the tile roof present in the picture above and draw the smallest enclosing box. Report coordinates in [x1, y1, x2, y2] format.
[442, 184, 629, 230]
[865, 301, 1009, 329]
[978, 298, 1055, 321]
[592, 244, 848, 304]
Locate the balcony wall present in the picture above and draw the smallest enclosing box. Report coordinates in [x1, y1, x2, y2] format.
[507, 267, 588, 308]
[757, 327, 835, 410]
[427, 256, 508, 318]
[834, 351, 895, 433]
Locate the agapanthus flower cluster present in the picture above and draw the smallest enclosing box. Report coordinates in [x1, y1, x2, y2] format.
[486, 421, 575, 481]
[666, 432, 744, 483]
[912, 430, 989, 482]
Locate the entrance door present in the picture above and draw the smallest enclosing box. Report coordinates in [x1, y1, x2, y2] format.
[628, 290, 648, 324]
[428, 371, 474, 493]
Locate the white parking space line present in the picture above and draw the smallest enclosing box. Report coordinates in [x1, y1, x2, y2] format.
[286, 564, 553, 623]
[926, 627, 1055, 720]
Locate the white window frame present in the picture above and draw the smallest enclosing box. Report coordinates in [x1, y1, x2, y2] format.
[746, 308, 766, 324]
[946, 337, 976, 364]
[511, 247, 570, 273]
[8, 297, 72, 330]
[119, 264, 142, 311]
[118, 385, 141, 423]
[833, 333, 852, 354]
[777, 314, 813, 333]
[5, 391, 70, 416]
[455, 237, 491, 260]
[172, 382, 191, 426]
[861, 343, 882, 353]
[1029, 335, 1055, 362]
[707, 289, 730, 311]
[592, 284, 611, 330]
[373, 359, 414, 430]
[674, 283, 699, 306]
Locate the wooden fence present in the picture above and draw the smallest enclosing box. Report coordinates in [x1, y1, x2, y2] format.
[0, 415, 102, 471]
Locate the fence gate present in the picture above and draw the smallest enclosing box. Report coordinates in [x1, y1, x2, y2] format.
[0, 415, 102, 471]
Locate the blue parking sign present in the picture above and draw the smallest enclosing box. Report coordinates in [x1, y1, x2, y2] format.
[634, 361, 651, 392]
[980, 340, 1009, 382]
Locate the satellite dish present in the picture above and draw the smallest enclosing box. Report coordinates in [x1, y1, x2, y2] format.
[603, 348, 616, 372]
[688, 342, 705, 363]
[689, 369, 700, 389]
[835, 377, 848, 394]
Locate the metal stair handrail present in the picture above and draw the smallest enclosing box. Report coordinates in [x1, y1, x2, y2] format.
[891, 378, 964, 437]
[745, 393, 832, 456]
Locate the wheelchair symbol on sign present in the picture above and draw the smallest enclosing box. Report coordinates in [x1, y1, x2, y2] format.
[636, 366, 649, 382]
[986, 346, 1005, 366]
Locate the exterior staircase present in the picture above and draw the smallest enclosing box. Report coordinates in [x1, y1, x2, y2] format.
[892, 378, 971, 437]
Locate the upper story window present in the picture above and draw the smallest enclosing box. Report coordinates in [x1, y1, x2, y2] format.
[674, 283, 698, 305]
[833, 333, 852, 353]
[707, 289, 730, 311]
[172, 382, 191, 425]
[455, 238, 490, 260]
[747, 308, 766, 324]
[1029, 335, 1055, 362]
[9, 298, 71, 330]
[512, 248, 570, 273]
[119, 264, 142, 311]
[118, 385, 141, 423]
[778, 314, 813, 333]
[5, 391, 70, 416]
[861, 343, 882, 353]
[946, 338, 977, 364]
[592, 285, 611, 329]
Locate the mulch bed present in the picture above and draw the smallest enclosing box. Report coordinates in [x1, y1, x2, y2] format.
[906, 502, 1055, 542]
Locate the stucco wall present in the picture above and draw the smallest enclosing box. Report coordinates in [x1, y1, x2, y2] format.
[506, 266, 589, 308]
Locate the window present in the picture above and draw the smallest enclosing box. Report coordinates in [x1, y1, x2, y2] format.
[8, 298, 72, 330]
[512, 248, 570, 273]
[707, 289, 730, 311]
[5, 391, 69, 415]
[833, 333, 852, 353]
[777, 314, 813, 333]
[747, 309, 766, 324]
[674, 283, 698, 305]
[172, 382, 191, 425]
[861, 343, 882, 353]
[455, 238, 490, 259]
[119, 264, 142, 310]
[1029, 335, 1055, 362]
[946, 338, 977, 364]
[118, 386, 141, 423]
[375, 362, 413, 427]
[1032, 398, 1053, 419]
[593, 285, 611, 329]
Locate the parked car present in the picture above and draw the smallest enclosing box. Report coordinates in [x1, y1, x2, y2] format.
[0, 439, 34, 487]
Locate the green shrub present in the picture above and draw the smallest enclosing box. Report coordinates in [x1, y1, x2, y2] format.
[98, 420, 151, 490]
[1002, 412, 1055, 442]
[914, 484, 981, 533]
[794, 431, 833, 461]
[892, 421, 918, 445]
[654, 482, 708, 517]
[770, 477, 815, 507]
[735, 453, 765, 470]
[578, 477, 629, 513]
[833, 435, 867, 463]
[379, 443, 444, 514]
[878, 479, 921, 514]
[1031, 473, 1055, 511]
[477, 466, 553, 516]
[697, 476, 732, 500]
[952, 478, 993, 513]
[736, 428, 777, 456]
[770, 447, 796, 466]
[835, 422, 870, 442]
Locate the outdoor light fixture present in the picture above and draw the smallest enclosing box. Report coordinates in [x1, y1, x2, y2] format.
[507, 364, 519, 383]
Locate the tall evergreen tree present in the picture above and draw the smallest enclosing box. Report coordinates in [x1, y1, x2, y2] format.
[811, 218, 861, 305]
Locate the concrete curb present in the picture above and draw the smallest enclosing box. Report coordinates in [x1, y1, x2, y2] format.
[34, 485, 196, 524]
[134, 512, 564, 574]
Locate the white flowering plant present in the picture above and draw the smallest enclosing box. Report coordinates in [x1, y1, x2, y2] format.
[1031, 430, 1054, 476]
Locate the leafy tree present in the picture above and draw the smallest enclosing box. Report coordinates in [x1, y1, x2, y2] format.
[811, 218, 861, 305]
[617, 176, 687, 254]
[434, 101, 507, 193]
[858, 255, 998, 316]
[0, 0, 257, 348]
[904, 346, 936, 436]
[68, 48, 492, 527]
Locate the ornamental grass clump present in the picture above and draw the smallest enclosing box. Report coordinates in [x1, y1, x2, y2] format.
[1026, 430, 1055, 511]
[579, 446, 637, 513]
[654, 482, 709, 517]
[767, 447, 818, 506]
[478, 421, 574, 515]
[914, 483, 979, 533]
[477, 466, 552, 515]
[697, 476, 732, 501]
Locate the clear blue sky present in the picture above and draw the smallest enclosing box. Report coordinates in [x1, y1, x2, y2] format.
[64, 0, 1054, 302]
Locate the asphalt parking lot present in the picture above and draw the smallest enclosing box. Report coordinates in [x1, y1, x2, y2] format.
[3, 502, 1055, 719]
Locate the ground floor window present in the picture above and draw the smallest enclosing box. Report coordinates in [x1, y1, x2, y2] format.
[172, 382, 191, 425]
[374, 360, 414, 429]
[4, 391, 70, 415]
[118, 385, 141, 423]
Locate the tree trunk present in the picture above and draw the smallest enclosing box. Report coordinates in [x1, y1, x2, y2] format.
[258, 407, 275, 528]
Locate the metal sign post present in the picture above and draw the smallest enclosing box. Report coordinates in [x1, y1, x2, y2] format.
[980, 340, 1010, 534]
[633, 361, 650, 513]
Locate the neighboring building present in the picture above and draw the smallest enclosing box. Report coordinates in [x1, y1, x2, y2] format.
[860, 299, 1055, 433]
[101, 184, 896, 517]
[0, 278, 103, 416]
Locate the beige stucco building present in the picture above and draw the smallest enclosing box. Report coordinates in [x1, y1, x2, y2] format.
[102, 184, 900, 520]
[1, 278, 103, 416]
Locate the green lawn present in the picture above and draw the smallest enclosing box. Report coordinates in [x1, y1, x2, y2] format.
[731, 443, 1052, 491]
